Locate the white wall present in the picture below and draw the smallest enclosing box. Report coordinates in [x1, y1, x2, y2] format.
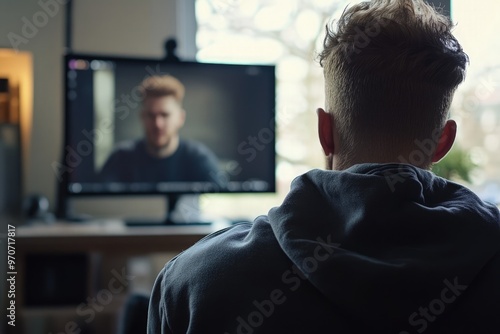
[73, 0, 196, 59]
[0, 0, 196, 217]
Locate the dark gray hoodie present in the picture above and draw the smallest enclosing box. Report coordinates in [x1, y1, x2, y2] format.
[148, 164, 500, 334]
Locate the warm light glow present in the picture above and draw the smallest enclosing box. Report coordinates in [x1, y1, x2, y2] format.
[0, 49, 19, 57]
[0, 48, 34, 195]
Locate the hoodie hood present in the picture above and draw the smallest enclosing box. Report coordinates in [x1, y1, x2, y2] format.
[268, 163, 500, 332]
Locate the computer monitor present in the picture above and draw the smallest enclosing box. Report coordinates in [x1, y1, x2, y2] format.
[56, 53, 276, 223]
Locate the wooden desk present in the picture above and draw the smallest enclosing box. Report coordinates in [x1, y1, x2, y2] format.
[13, 219, 230, 334]
[17, 219, 229, 253]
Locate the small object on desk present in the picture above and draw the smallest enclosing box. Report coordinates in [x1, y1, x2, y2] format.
[23, 194, 55, 224]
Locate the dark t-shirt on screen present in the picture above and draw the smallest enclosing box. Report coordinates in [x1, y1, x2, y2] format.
[99, 139, 220, 183]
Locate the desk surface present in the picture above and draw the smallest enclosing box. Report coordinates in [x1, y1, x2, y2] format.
[12, 219, 234, 334]
[17, 219, 231, 253]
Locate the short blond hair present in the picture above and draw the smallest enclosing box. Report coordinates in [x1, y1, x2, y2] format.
[318, 0, 468, 163]
[140, 75, 185, 103]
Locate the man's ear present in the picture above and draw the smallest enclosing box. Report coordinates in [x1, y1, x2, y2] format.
[432, 119, 457, 163]
[317, 108, 334, 156]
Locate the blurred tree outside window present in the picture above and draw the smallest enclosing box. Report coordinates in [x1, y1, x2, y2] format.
[195, 0, 500, 218]
[196, 0, 348, 218]
[445, 0, 500, 204]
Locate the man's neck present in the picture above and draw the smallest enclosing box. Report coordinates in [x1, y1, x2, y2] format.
[332, 153, 432, 171]
[146, 136, 180, 158]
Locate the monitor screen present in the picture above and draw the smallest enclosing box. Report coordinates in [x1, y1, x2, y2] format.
[59, 54, 276, 198]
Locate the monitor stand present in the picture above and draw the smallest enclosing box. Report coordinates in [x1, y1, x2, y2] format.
[125, 194, 212, 227]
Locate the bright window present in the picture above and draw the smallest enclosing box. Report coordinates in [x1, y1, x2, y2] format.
[196, 0, 351, 219]
[451, 0, 500, 203]
[197, 0, 500, 218]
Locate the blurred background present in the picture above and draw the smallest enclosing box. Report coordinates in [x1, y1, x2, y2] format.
[196, 0, 500, 216]
[1, 1, 499, 333]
